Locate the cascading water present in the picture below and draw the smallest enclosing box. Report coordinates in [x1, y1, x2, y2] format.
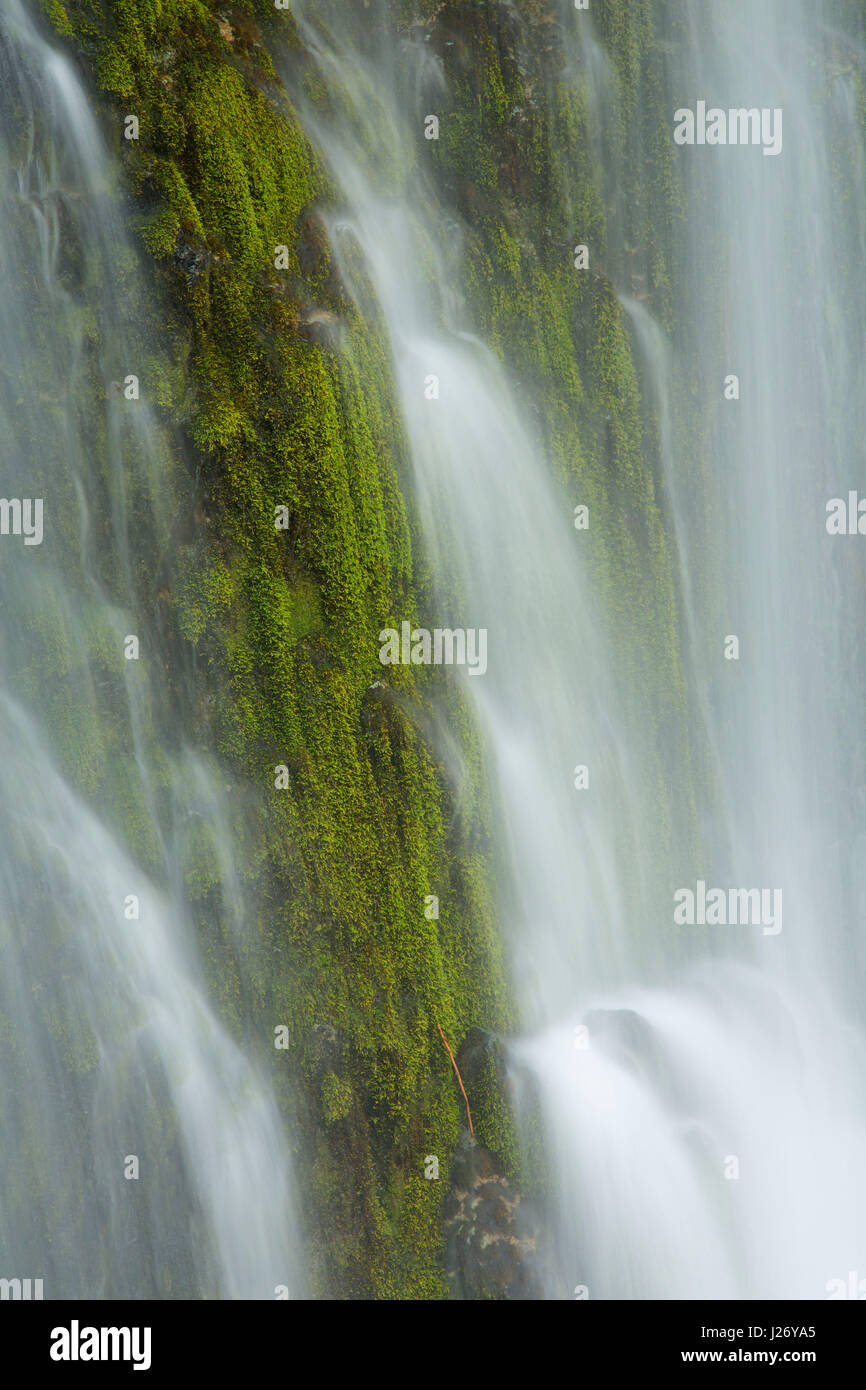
[284, 0, 866, 1298]
[0, 0, 301, 1298]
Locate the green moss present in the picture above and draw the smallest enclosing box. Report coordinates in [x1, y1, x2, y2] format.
[37, 0, 75, 38]
[39, 0, 520, 1299]
[321, 1070, 353, 1124]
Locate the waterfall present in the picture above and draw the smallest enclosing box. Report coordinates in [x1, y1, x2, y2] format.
[284, 0, 866, 1298]
[0, 0, 301, 1298]
[6, 0, 866, 1303]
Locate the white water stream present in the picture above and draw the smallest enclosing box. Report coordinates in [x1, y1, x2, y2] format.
[287, 0, 866, 1298]
[0, 0, 300, 1298]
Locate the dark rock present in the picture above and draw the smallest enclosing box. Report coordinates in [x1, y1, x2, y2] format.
[174, 235, 211, 285]
[298, 308, 343, 349]
[443, 1132, 544, 1299]
[309, 1020, 340, 1072]
[297, 211, 331, 278]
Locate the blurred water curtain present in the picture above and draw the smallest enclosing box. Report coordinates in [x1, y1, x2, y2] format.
[3, 0, 866, 1300]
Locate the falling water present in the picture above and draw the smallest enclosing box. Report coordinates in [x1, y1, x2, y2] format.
[285, 0, 866, 1298]
[0, 0, 300, 1297]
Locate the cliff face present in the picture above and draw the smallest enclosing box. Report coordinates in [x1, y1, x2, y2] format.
[37, 0, 689, 1296]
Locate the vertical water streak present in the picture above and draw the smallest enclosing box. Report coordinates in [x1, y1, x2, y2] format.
[0, 0, 301, 1298]
[284, 0, 866, 1298]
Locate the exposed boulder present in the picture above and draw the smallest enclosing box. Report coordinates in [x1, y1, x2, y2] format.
[443, 1132, 544, 1299]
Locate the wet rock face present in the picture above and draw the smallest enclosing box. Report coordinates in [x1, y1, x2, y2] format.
[443, 1134, 545, 1299]
[173, 235, 211, 285]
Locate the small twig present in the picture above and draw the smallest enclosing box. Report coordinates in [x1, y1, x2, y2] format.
[435, 1020, 474, 1136]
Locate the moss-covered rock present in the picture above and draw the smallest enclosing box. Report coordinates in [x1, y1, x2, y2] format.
[39, 0, 520, 1297]
[36, 0, 696, 1296]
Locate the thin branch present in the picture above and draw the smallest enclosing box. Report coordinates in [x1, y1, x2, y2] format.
[435, 1020, 474, 1136]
